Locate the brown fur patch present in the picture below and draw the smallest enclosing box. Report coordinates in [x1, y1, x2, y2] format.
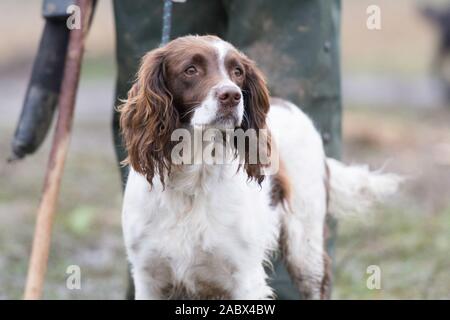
[192, 280, 232, 300]
[160, 250, 236, 299]
[162, 281, 231, 300]
[270, 158, 293, 212]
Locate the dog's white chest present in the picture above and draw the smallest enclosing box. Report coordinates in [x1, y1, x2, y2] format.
[122, 167, 279, 298]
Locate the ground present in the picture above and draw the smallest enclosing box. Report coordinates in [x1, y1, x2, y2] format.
[0, 0, 449, 299]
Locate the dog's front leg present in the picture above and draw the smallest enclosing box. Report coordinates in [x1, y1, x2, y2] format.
[231, 265, 273, 300]
[131, 268, 165, 300]
[131, 258, 173, 300]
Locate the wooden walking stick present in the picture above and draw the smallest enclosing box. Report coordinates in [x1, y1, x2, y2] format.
[24, 0, 93, 300]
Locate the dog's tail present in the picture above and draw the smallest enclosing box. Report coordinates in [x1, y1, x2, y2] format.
[326, 158, 402, 217]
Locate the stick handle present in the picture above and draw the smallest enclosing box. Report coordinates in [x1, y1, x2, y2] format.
[24, 0, 93, 300]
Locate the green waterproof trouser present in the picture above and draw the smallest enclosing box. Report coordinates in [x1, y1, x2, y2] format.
[112, 0, 341, 300]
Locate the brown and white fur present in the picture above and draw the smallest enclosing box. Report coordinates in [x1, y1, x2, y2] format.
[119, 35, 400, 300]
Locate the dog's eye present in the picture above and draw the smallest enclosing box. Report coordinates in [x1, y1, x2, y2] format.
[233, 67, 243, 77]
[184, 66, 198, 76]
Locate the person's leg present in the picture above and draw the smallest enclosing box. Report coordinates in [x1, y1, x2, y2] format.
[112, 0, 229, 299]
[224, 0, 342, 299]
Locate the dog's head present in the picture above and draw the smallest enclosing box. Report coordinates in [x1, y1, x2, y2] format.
[119, 35, 271, 186]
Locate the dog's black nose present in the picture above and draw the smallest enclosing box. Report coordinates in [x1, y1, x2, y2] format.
[217, 86, 241, 108]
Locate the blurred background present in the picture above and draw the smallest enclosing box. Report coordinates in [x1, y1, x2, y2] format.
[0, 0, 449, 299]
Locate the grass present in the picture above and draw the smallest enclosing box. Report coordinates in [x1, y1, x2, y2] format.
[334, 206, 450, 299]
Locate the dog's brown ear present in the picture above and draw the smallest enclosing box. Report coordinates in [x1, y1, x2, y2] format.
[240, 55, 271, 184]
[119, 48, 179, 187]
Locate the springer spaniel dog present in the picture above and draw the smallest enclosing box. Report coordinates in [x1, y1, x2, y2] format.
[119, 35, 399, 300]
